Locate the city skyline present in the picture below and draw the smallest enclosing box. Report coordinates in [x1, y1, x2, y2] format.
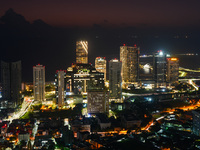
[1, 1, 200, 149]
[1, 8, 200, 82]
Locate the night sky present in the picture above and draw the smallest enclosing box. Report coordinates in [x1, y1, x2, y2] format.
[1, 0, 200, 27]
[1, 0, 200, 82]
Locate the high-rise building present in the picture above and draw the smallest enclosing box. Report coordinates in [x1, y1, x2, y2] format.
[95, 57, 107, 81]
[109, 59, 122, 100]
[33, 64, 45, 101]
[153, 50, 167, 88]
[65, 63, 104, 95]
[87, 90, 109, 114]
[120, 45, 140, 83]
[166, 58, 179, 85]
[55, 70, 66, 107]
[76, 41, 88, 64]
[1, 60, 21, 107]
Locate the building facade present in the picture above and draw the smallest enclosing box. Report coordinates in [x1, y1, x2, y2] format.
[76, 41, 88, 64]
[109, 59, 122, 100]
[1, 60, 22, 107]
[87, 90, 109, 114]
[55, 70, 66, 107]
[95, 57, 107, 81]
[64, 63, 104, 95]
[166, 57, 179, 85]
[120, 45, 140, 83]
[153, 51, 167, 88]
[33, 64, 45, 101]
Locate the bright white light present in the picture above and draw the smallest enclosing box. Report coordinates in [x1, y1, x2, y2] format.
[159, 51, 163, 56]
[143, 64, 150, 69]
[66, 92, 73, 96]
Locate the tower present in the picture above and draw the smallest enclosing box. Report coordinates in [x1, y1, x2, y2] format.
[33, 64, 45, 101]
[1, 60, 21, 107]
[76, 41, 88, 64]
[153, 50, 167, 88]
[120, 45, 139, 83]
[56, 70, 66, 107]
[109, 59, 122, 101]
[95, 57, 107, 81]
[166, 57, 179, 85]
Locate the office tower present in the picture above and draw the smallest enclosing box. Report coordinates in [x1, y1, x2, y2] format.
[166, 58, 179, 85]
[56, 70, 66, 107]
[76, 41, 88, 64]
[65, 63, 104, 95]
[1, 60, 21, 107]
[120, 45, 140, 83]
[95, 57, 107, 81]
[109, 59, 122, 100]
[87, 90, 109, 114]
[33, 64, 45, 101]
[153, 50, 167, 88]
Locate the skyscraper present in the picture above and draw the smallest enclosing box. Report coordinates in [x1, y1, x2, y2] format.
[33, 64, 45, 101]
[109, 59, 122, 101]
[95, 57, 107, 81]
[64, 63, 104, 95]
[76, 41, 88, 64]
[153, 50, 167, 88]
[120, 45, 140, 83]
[1, 60, 21, 107]
[56, 70, 66, 107]
[166, 57, 179, 85]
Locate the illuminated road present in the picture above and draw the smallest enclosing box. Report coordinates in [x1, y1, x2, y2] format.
[179, 67, 200, 73]
[4, 99, 33, 123]
[188, 80, 199, 90]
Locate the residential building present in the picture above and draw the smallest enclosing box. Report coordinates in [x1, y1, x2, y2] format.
[76, 41, 88, 64]
[33, 64, 45, 101]
[120, 45, 140, 83]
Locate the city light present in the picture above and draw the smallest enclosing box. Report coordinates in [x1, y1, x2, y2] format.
[159, 51, 163, 56]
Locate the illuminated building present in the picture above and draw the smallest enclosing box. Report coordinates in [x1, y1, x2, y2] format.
[1, 60, 22, 107]
[166, 58, 179, 85]
[95, 57, 107, 81]
[153, 50, 167, 88]
[55, 70, 66, 107]
[109, 59, 122, 101]
[87, 90, 109, 114]
[33, 64, 45, 101]
[120, 45, 140, 83]
[76, 41, 88, 64]
[65, 63, 104, 95]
